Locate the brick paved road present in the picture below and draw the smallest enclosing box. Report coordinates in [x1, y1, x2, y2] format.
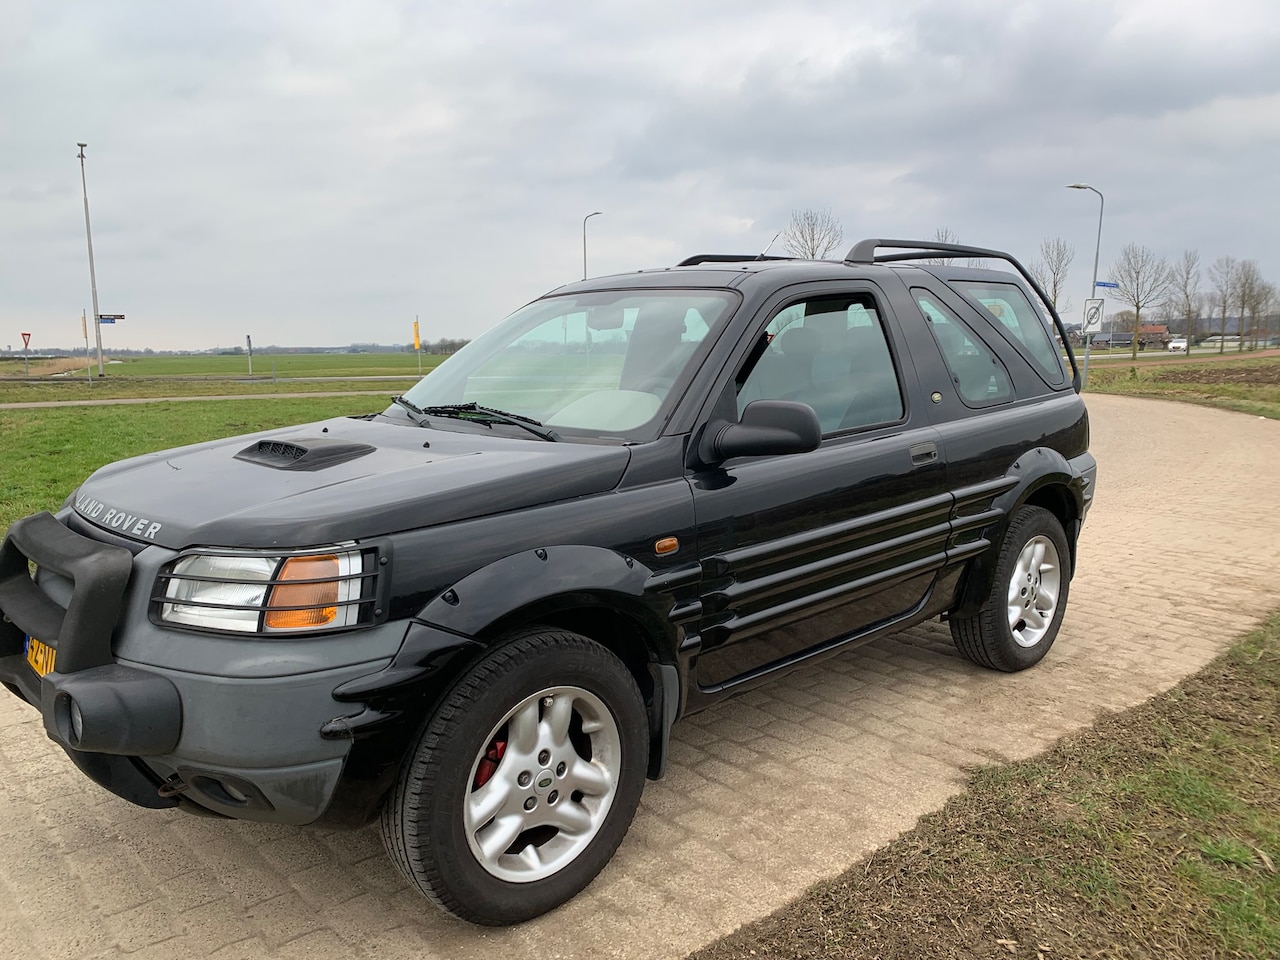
[3, 395, 1278, 960]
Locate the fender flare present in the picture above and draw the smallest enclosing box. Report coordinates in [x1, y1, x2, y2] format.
[950, 447, 1085, 620]
[418, 544, 686, 779]
[417, 544, 675, 644]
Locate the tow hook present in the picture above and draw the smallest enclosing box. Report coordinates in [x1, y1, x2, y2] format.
[157, 774, 189, 798]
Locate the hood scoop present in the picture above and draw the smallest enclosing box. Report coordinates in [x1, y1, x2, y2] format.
[233, 436, 376, 471]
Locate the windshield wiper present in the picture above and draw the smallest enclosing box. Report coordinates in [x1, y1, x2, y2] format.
[390, 395, 426, 420]
[415, 402, 560, 442]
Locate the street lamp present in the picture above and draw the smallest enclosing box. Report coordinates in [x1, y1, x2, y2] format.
[78, 143, 105, 377]
[1066, 182, 1104, 386]
[582, 211, 603, 280]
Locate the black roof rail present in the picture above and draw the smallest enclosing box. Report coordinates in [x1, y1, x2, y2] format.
[843, 239, 1080, 393]
[676, 253, 793, 267]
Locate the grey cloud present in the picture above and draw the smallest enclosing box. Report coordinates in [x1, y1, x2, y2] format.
[1, 0, 1278, 350]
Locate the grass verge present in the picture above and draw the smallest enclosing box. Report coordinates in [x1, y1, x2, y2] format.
[691, 615, 1280, 959]
[0, 396, 384, 535]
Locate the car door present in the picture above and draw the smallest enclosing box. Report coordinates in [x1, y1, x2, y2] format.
[686, 281, 954, 693]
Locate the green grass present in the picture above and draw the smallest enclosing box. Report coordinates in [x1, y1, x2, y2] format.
[0, 396, 385, 536]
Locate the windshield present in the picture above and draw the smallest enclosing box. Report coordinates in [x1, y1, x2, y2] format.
[395, 290, 737, 441]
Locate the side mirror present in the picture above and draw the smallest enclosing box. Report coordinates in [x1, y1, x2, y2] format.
[701, 400, 821, 464]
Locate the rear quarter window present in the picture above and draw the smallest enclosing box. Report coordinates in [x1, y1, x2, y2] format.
[950, 280, 1065, 385]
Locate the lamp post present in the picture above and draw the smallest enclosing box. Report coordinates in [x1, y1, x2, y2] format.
[582, 211, 603, 280]
[78, 143, 105, 377]
[1067, 182, 1104, 387]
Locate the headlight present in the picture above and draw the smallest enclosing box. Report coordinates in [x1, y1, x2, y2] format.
[157, 549, 371, 634]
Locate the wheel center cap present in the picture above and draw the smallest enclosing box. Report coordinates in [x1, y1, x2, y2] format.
[533, 769, 555, 796]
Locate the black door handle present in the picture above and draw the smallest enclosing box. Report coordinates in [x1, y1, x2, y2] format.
[909, 441, 938, 466]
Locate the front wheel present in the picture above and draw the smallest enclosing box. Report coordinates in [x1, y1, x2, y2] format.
[380, 628, 648, 925]
[950, 505, 1071, 672]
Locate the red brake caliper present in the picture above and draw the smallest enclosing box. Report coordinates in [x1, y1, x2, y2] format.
[473, 739, 507, 789]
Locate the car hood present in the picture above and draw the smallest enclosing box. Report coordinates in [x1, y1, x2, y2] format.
[69, 414, 632, 550]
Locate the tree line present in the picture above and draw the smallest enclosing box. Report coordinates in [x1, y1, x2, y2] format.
[777, 209, 1276, 363]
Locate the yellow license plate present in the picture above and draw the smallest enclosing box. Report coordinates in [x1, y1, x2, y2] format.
[25, 636, 56, 677]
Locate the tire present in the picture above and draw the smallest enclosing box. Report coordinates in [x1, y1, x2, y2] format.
[950, 505, 1071, 672]
[379, 627, 648, 925]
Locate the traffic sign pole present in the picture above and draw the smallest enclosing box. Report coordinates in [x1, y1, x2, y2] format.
[21, 331, 31, 376]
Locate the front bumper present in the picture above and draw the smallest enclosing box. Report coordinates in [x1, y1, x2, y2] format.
[0, 511, 405, 825]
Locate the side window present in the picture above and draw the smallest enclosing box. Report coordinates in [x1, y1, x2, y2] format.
[736, 293, 904, 434]
[950, 280, 1064, 385]
[914, 290, 1013, 407]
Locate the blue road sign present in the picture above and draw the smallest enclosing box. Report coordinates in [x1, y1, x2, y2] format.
[1095, 281, 1119, 289]
[98, 318, 116, 324]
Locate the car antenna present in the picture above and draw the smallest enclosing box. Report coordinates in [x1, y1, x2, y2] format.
[756, 230, 782, 260]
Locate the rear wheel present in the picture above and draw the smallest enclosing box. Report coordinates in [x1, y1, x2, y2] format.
[380, 627, 648, 925]
[950, 505, 1070, 672]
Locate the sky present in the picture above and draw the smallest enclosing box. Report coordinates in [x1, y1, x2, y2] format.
[2, 0, 1278, 352]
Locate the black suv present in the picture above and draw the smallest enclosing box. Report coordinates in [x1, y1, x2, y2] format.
[0, 240, 1095, 925]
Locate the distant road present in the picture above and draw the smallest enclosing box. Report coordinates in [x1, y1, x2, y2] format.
[0, 390, 392, 410]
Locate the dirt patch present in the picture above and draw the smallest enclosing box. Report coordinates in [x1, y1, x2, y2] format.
[689, 618, 1280, 960]
[0, 357, 102, 378]
[1156, 364, 1280, 386]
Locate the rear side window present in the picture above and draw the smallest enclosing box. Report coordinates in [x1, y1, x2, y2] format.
[950, 280, 1064, 385]
[914, 290, 1013, 407]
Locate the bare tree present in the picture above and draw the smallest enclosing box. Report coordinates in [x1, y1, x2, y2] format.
[1029, 237, 1075, 312]
[1109, 243, 1173, 361]
[1257, 282, 1279, 349]
[781, 208, 843, 259]
[1208, 255, 1238, 354]
[1171, 250, 1201, 347]
[926, 226, 959, 265]
[1234, 259, 1261, 351]
[1243, 273, 1274, 349]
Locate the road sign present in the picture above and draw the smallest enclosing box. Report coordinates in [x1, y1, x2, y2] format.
[1094, 281, 1119, 289]
[1083, 298, 1105, 335]
[98, 317, 115, 324]
[97, 314, 125, 320]
[21, 332, 31, 348]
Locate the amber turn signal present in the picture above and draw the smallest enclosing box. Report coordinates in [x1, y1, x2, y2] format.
[654, 537, 679, 555]
[264, 555, 339, 629]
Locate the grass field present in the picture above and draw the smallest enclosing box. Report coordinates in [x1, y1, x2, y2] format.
[1084, 355, 1280, 419]
[0, 352, 446, 378]
[0, 351, 444, 403]
[0, 378, 420, 404]
[0, 396, 383, 535]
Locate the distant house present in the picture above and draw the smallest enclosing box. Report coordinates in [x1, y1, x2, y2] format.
[1091, 332, 1134, 348]
[1139, 324, 1170, 347]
